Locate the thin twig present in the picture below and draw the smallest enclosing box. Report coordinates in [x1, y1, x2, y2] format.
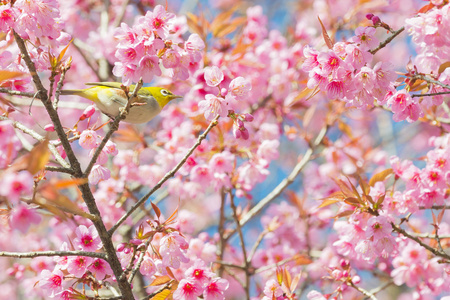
[45, 165, 75, 174]
[54, 65, 71, 110]
[0, 250, 106, 259]
[247, 229, 269, 263]
[391, 222, 450, 260]
[0, 88, 39, 98]
[225, 125, 328, 240]
[229, 191, 250, 299]
[419, 205, 450, 210]
[413, 74, 450, 90]
[0, 116, 69, 168]
[128, 238, 152, 284]
[367, 280, 394, 298]
[113, 0, 131, 27]
[369, 27, 405, 55]
[348, 281, 378, 300]
[214, 260, 246, 270]
[109, 115, 220, 236]
[411, 91, 450, 98]
[404, 232, 450, 239]
[217, 188, 227, 277]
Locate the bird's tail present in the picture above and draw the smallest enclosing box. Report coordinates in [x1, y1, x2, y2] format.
[60, 89, 84, 96]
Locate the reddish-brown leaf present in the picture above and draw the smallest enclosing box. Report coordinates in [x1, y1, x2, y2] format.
[344, 197, 362, 207]
[151, 202, 162, 219]
[0, 70, 25, 82]
[149, 275, 172, 286]
[294, 254, 313, 265]
[150, 289, 171, 300]
[369, 168, 393, 186]
[53, 178, 88, 189]
[438, 62, 450, 75]
[317, 16, 333, 49]
[333, 210, 354, 219]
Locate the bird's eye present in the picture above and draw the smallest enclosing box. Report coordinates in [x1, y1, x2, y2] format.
[160, 89, 169, 96]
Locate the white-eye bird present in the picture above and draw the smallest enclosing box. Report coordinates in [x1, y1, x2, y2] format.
[61, 82, 181, 124]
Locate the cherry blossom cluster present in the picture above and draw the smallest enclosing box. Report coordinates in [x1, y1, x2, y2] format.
[405, 3, 450, 74]
[115, 217, 229, 299]
[39, 225, 111, 297]
[0, 0, 71, 76]
[199, 66, 253, 139]
[113, 5, 205, 85]
[78, 128, 118, 184]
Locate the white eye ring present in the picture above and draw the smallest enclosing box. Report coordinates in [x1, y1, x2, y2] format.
[160, 89, 169, 96]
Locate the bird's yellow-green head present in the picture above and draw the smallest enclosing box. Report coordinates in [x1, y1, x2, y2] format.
[138, 87, 182, 108]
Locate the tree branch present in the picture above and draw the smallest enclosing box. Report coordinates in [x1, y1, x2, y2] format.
[369, 27, 405, 55]
[391, 222, 450, 260]
[224, 125, 328, 240]
[109, 115, 220, 235]
[0, 250, 106, 259]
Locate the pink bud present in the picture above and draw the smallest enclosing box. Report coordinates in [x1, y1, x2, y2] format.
[243, 113, 254, 122]
[366, 13, 374, 20]
[130, 239, 142, 245]
[117, 243, 126, 252]
[123, 247, 131, 254]
[352, 275, 361, 284]
[233, 125, 242, 139]
[240, 127, 249, 140]
[372, 16, 381, 25]
[221, 88, 228, 95]
[44, 124, 55, 132]
[204, 66, 224, 87]
[83, 105, 96, 118]
[57, 145, 67, 159]
[332, 269, 342, 280]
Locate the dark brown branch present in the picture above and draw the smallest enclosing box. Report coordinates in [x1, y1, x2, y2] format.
[13, 31, 134, 299]
[391, 222, 450, 260]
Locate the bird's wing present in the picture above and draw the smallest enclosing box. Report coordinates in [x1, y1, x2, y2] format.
[85, 82, 124, 89]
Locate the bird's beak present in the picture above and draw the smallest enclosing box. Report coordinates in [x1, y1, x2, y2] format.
[172, 95, 183, 99]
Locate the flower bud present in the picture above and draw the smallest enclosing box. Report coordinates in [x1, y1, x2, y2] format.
[372, 16, 381, 25]
[365, 13, 374, 20]
[117, 243, 126, 252]
[44, 124, 55, 132]
[82, 105, 96, 119]
[240, 127, 249, 140]
[243, 113, 254, 122]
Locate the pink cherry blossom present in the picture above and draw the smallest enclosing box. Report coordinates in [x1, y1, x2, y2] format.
[228, 77, 252, 101]
[139, 256, 156, 277]
[88, 165, 111, 185]
[9, 203, 42, 233]
[198, 94, 229, 120]
[74, 225, 103, 251]
[39, 268, 65, 297]
[185, 259, 215, 285]
[67, 256, 92, 278]
[350, 26, 379, 50]
[0, 171, 33, 205]
[79, 130, 99, 149]
[203, 277, 229, 300]
[87, 259, 112, 280]
[173, 279, 203, 300]
[204, 66, 224, 87]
